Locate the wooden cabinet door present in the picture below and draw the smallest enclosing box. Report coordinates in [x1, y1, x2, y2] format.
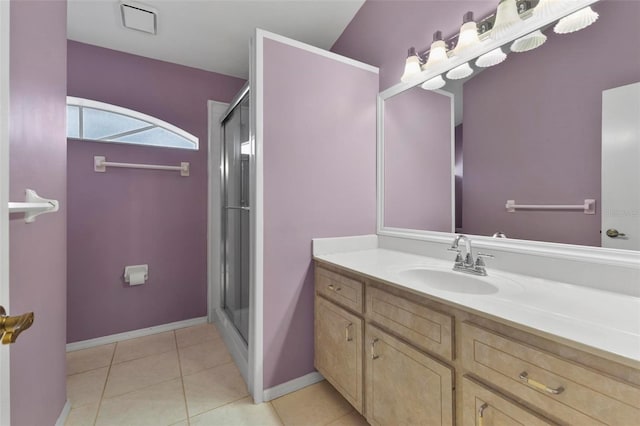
[315, 296, 363, 412]
[366, 325, 454, 426]
[462, 376, 556, 426]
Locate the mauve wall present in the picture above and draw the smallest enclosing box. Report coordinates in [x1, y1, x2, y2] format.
[9, 1, 67, 425]
[332, 0, 495, 90]
[262, 38, 377, 388]
[384, 86, 452, 231]
[461, 0, 640, 245]
[67, 41, 245, 342]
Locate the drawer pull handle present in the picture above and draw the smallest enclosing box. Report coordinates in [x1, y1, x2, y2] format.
[345, 323, 353, 342]
[519, 372, 565, 395]
[478, 403, 488, 426]
[371, 338, 380, 360]
[327, 284, 341, 292]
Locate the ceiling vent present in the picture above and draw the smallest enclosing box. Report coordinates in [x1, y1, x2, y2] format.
[120, 1, 157, 35]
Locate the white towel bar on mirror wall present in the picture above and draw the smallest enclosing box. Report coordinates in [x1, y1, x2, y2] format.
[506, 199, 596, 214]
[8, 189, 60, 223]
[94, 156, 190, 177]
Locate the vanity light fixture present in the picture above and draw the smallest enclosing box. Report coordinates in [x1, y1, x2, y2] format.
[446, 63, 474, 80]
[453, 12, 481, 55]
[491, 0, 522, 40]
[511, 29, 547, 52]
[476, 47, 507, 68]
[421, 75, 447, 91]
[422, 31, 449, 71]
[446, 12, 480, 80]
[532, 0, 572, 20]
[419, 31, 449, 90]
[554, 6, 599, 34]
[400, 47, 422, 83]
[399, 0, 600, 84]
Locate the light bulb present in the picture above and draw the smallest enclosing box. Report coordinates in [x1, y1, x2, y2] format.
[422, 31, 449, 70]
[554, 7, 599, 34]
[491, 0, 522, 40]
[476, 48, 507, 68]
[511, 30, 547, 53]
[446, 63, 474, 80]
[421, 75, 446, 91]
[400, 47, 422, 83]
[453, 12, 481, 56]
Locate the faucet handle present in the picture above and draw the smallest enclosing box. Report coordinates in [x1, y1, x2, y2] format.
[447, 247, 463, 264]
[475, 252, 494, 267]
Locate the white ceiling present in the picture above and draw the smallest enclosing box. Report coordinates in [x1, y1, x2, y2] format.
[67, 0, 366, 80]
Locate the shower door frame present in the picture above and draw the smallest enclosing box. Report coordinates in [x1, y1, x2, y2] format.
[207, 83, 254, 392]
[220, 89, 250, 342]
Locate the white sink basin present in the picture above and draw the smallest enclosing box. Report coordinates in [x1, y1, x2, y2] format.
[397, 268, 515, 295]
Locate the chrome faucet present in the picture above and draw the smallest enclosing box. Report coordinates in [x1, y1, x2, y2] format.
[448, 234, 494, 276]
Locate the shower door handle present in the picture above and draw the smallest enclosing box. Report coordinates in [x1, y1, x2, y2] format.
[225, 206, 251, 211]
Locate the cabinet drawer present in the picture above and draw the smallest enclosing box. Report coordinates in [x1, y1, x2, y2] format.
[461, 322, 640, 425]
[316, 266, 363, 313]
[462, 376, 556, 426]
[367, 286, 454, 360]
[366, 324, 453, 426]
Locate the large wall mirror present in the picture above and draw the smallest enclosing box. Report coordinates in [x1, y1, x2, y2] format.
[378, 0, 640, 254]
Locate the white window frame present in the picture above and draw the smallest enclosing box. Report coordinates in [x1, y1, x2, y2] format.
[66, 96, 199, 150]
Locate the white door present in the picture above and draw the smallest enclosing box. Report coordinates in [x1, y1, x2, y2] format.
[602, 82, 640, 250]
[0, 1, 11, 424]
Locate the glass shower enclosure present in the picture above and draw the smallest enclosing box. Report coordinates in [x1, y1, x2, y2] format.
[221, 90, 250, 344]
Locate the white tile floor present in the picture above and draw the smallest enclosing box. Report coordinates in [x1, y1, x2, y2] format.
[65, 323, 369, 426]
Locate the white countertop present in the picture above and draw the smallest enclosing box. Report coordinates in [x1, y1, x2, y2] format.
[314, 248, 640, 363]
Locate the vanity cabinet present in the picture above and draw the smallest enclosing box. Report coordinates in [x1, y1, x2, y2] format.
[461, 322, 640, 425]
[366, 324, 454, 426]
[314, 260, 640, 426]
[314, 268, 364, 412]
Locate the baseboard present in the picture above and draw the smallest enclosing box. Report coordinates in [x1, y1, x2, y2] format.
[66, 317, 208, 352]
[54, 400, 71, 426]
[263, 371, 325, 402]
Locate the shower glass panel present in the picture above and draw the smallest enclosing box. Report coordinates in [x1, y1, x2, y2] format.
[221, 93, 250, 343]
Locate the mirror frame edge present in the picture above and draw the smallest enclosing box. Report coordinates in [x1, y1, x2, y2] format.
[376, 0, 640, 269]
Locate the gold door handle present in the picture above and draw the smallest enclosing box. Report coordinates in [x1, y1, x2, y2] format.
[478, 403, 488, 426]
[370, 338, 380, 360]
[345, 322, 353, 342]
[606, 229, 626, 238]
[0, 306, 34, 345]
[519, 372, 564, 395]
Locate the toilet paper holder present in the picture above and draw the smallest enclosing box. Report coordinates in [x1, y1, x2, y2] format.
[124, 264, 148, 286]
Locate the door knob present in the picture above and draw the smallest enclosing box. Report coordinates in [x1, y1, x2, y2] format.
[0, 306, 34, 345]
[606, 229, 626, 238]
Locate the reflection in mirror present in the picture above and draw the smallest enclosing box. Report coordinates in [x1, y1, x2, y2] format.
[383, 86, 453, 232]
[381, 0, 640, 251]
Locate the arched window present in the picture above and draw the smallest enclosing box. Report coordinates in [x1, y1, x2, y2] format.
[66, 97, 198, 150]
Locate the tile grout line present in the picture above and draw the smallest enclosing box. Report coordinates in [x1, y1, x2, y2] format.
[323, 409, 358, 426]
[188, 395, 250, 422]
[92, 342, 118, 426]
[269, 401, 286, 426]
[174, 330, 192, 426]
